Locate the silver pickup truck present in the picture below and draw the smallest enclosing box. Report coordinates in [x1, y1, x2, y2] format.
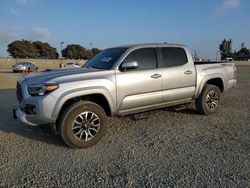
[13, 43, 237, 148]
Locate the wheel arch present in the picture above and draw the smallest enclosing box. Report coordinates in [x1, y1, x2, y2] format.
[206, 78, 224, 92]
[196, 76, 225, 98]
[55, 93, 112, 131]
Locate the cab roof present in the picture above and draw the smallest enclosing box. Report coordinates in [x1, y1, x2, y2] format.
[111, 43, 187, 49]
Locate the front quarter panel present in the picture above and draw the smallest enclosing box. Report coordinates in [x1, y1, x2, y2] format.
[50, 71, 116, 118]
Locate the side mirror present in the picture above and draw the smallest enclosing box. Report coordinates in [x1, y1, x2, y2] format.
[120, 61, 139, 71]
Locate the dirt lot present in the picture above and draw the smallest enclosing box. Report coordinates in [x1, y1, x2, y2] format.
[0, 67, 249, 187]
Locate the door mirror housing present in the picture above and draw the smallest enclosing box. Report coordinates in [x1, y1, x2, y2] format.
[120, 61, 139, 71]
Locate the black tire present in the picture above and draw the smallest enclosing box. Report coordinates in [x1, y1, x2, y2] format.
[59, 101, 107, 148]
[195, 84, 221, 115]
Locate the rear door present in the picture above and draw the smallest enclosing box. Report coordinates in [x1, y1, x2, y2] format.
[116, 48, 163, 111]
[160, 47, 196, 102]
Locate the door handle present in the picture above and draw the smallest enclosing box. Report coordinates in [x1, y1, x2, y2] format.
[151, 74, 161, 79]
[184, 70, 193, 75]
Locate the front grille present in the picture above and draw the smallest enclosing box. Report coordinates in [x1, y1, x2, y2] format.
[16, 82, 23, 103]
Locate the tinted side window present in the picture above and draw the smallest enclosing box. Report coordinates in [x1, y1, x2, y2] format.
[124, 48, 157, 70]
[161, 47, 188, 67]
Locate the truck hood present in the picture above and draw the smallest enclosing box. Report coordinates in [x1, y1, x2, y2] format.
[24, 68, 101, 85]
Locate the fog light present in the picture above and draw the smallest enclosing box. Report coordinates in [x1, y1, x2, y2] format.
[24, 104, 36, 115]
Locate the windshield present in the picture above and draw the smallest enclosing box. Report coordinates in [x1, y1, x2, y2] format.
[17, 62, 27, 65]
[83, 47, 127, 70]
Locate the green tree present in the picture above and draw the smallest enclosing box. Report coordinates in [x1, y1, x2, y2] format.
[32, 41, 58, 59]
[83, 50, 93, 60]
[91, 48, 101, 56]
[62, 44, 86, 59]
[7, 39, 38, 58]
[7, 39, 58, 59]
[82, 48, 101, 60]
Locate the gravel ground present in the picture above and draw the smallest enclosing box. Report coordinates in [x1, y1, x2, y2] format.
[0, 67, 249, 187]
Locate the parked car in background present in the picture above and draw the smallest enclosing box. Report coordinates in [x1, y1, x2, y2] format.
[12, 62, 38, 73]
[64, 62, 81, 68]
[226, 57, 233, 62]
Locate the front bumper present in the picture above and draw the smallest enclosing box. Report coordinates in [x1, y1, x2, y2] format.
[14, 78, 57, 126]
[13, 106, 37, 126]
[13, 100, 57, 126]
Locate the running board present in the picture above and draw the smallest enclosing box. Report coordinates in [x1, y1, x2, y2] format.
[173, 103, 192, 112]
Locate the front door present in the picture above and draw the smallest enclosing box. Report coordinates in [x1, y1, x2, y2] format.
[116, 48, 162, 112]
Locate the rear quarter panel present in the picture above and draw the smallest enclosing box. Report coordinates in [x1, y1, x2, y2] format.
[195, 62, 236, 98]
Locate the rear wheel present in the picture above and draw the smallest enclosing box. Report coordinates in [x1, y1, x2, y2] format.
[195, 84, 221, 115]
[59, 101, 107, 148]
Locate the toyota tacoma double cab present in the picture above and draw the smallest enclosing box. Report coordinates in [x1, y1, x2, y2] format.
[13, 43, 237, 148]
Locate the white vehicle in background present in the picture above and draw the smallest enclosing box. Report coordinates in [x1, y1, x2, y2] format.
[12, 62, 38, 73]
[226, 57, 233, 61]
[64, 62, 81, 68]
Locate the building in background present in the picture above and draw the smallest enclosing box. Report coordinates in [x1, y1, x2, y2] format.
[219, 39, 250, 61]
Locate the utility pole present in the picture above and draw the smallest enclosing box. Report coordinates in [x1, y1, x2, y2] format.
[60, 42, 64, 68]
[60, 42, 64, 58]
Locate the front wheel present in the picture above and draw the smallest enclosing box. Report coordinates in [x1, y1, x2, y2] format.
[59, 101, 107, 148]
[195, 84, 221, 115]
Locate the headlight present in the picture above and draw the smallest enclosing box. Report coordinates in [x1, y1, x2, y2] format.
[28, 83, 59, 96]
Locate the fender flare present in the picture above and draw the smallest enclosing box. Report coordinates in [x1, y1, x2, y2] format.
[51, 86, 116, 118]
[195, 74, 225, 98]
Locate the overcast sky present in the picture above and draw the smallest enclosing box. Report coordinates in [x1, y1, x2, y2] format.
[0, 0, 249, 59]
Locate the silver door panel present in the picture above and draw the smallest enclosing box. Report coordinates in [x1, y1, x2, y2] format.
[163, 86, 195, 102]
[119, 90, 162, 110]
[116, 69, 162, 111]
